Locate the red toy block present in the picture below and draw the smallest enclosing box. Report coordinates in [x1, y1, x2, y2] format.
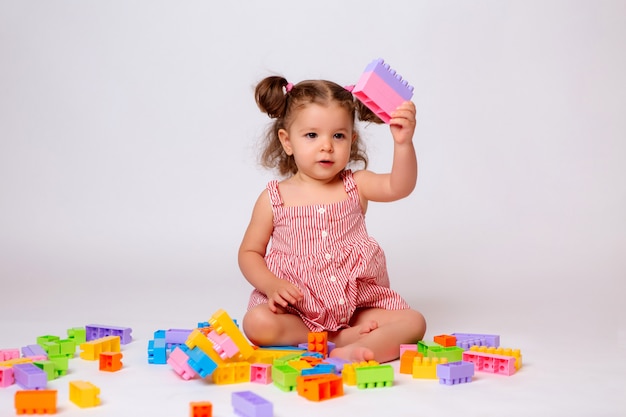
[307, 331, 328, 357]
[434, 334, 457, 347]
[99, 352, 123, 372]
[190, 401, 212, 417]
[14, 389, 57, 414]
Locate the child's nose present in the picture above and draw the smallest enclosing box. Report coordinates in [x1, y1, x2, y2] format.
[320, 137, 333, 151]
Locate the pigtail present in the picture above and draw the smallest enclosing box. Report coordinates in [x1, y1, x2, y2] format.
[255, 76, 290, 119]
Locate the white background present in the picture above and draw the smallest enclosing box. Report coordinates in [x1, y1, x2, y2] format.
[1, 1, 625, 416]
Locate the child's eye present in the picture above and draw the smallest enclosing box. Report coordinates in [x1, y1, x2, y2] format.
[305, 133, 317, 139]
[334, 133, 346, 139]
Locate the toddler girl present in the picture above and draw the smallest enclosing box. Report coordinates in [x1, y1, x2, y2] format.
[239, 75, 426, 362]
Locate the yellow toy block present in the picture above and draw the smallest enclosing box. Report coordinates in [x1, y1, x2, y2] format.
[208, 309, 254, 360]
[0, 357, 34, 368]
[288, 360, 313, 371]
[342, 361, 379, 386]
[185, 329, 225, 366]
[69, 380, 100, 408]
[248, 348, 305, 364]
[211, 362, 250, 385]
[79, 336, 120, 361]
[412, 357, 448, 379]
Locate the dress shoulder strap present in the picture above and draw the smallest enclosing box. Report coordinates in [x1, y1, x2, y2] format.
[341, 169, 359, 198]
[266, 180, 283, 207]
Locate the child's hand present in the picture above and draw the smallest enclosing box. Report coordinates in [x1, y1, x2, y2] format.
[265, 279, 303, 313]
[389, 101, 417, 145]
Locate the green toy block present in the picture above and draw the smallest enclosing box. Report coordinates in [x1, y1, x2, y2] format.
[355, 364, 394, 389]
[418, 340, 442, 355]
[272, 364, 299, 392]
[426, 346, 464, 362]
[48, 355, 69, 377]
[67, 327, 87, 345]
[34, 360, 57, 380]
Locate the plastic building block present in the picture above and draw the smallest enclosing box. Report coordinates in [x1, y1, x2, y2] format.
[85, 324, 132, 345]
[355, 364, 394, 389]
[307, 331, 328, 357]
[21, 344, 47, 358]
[272, 353, 302, 367]
[434, 334, 457, 347]
[287, 359, 312, 371]
[417, 340, 442, 355]
[271, 364, 299, 392]
[452, 333, 500, 349]
[36, 336, 60, 348]
[323, 357, 349, 374]
[167, 346, 197, 380]
[185, 329, 226, 367]
[248, 347, 305, 364]
[437, 361, 475, 385]
[462, 350, 516, 376]
[166, 329, 193, 345]
[250, 363, 272, 384]
[69, 380, 101, 408]
[399, 350, 422, 374]
[14, 389, 57, 414]
[212, 362, 251, 385]
[231, 391, 273, 417]
[399, 343, 417, 358]
[207, 330, 239, 360]
[190, 401, 212, 417]
[0, 348, 19, 361]
[33, 360, 56, 380]
[148, 338, 167, 364]
[352, 58, 414, 123]
[342, 360, 379, 386]
[47, 355, 68, 378]
[99, 352, 123, 372]
[13, 363, 47, 389]
[297, 374, 343, 401]
[79, 336, 120, 360]
[186, 346, 218, 378]
[67, 327, 86, 344]
[1, 366, 14, 387]
[208, 309, 254, 360]
[412, 357, 448, 379]
[469, 346, 522, 370]
[301, 363, 336, 376]
[426, 346, 464, 362]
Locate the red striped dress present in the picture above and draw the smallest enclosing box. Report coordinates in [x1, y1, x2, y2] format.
[247, 170, 410, 332]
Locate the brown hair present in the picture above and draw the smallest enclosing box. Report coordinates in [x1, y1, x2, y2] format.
[254, 76, 384, 176]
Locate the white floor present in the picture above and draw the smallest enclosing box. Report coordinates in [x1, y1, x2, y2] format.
[1, 294, 624, 417]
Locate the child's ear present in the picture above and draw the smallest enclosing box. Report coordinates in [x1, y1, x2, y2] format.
[351, 132, 357, 143]
[278, 129, 293, 156]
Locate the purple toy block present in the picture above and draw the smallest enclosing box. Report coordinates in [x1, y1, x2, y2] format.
[250, 363, 272, 384]
[13, 363, 47, 389]
[232, 391, 273, 417]
[452, 333, 500, 349]
[0, 349, 19, 361]
[437, 361, 475, 385]
[353, 58, 414, 123]
[165, 329, 192, 345]
[166, 346, 197, 380]
[0, 366, 15, 387]
[86, 324, 133, 345]
[21, 344, 47, 358]
[323, 357, 350, 374]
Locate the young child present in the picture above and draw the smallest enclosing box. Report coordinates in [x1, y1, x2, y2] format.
[239, 75, 426, 363]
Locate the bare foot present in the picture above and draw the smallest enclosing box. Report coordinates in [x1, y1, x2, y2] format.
[329, 345, 375, 362]
[357, 320, 379, 335]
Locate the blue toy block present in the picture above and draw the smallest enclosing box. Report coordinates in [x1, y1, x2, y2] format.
[301, 364, 336, 376]
[186, 346, 217, 378]
[437, 361, 475, 385]
[147, 339, 167, 364]
[232, 391, 273, 417]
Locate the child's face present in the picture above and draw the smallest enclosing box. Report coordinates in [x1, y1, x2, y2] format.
[278, 103, 356, 182]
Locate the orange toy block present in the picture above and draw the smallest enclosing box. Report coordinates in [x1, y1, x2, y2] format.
[399, 350, 422, 374]
[434, 334, 457, 347]
[69, 380, 100, 408]
[307, 331, 328, 357]
[99, 352, 123, 372]
[14, 390, 57, 415]
[297, 374, 344, 401]
[190, 401, 212, 417]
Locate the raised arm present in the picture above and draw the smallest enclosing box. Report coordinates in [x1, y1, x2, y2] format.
[354, 101, 418, 202]
[238, 190, 303, 312]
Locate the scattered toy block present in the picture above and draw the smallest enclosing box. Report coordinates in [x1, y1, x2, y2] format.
[231, 391, 273, 417]
[399, 350, 422, 374]
[0, 348, 19, 361]
[437, 361, 475, 385]
[69, 380, 101, 408]
[250, 363, 272, 384]
[207, 330, 239, 360]
[271, 364, 299, 392]
[13, 363, 47, 389]
[148, 338, 167, 364]
[297, 374, 343, 401]
[426, 345, 464, 362]
[307, 332, 328, 357]
[67, 327, 86, 345]
[412, 357, 448, 379]
[21, 344, 47, 358]
[167, 346, 197, 380]
[452, 333, 500, 349]
[14, 389, 57, 414]
[462, 350, 516, 376]
[79, 336, 120, 361]
[301, 363, 336, 376]
[469, 346, 522, 370]
[355, 364, 394, 389]
[212, 362, 250, 385]
[434, 334, 457, 347]
[0, 366, 14, 387]
[399, 343, 417, 358]
[342, 360, 379, 386]
[190, 401, 212, 417]
[85, 324, 132, 345]
[208, 309, 254, 360]
[99, 352, 123, 372]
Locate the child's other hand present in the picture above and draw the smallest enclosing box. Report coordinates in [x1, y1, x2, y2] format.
[389, 101, 417, 145]
[266, 279, 303, 313]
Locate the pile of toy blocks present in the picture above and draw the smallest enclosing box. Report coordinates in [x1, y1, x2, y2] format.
[399, 332, 522, 385]
[1, 324, 132, 414]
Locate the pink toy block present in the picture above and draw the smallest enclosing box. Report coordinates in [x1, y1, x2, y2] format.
[207, 331, 239, 360]
[0, 366, 15, 387]
[167, 347, 197, 380]
[400, 343, 417, 358]
[353, 58, 414, 123]
[0, 349, 20, 361]
[250, 363, 272, 384]
[462, 350, 515, 376]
